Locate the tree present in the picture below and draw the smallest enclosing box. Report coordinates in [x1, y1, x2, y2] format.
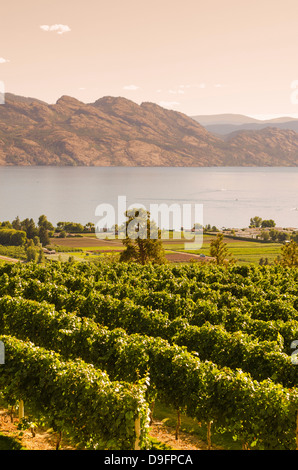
[11, 230, 26, 246]
[260, 230, 270, 241]
[120, 208, 167, 265]
[261, 219, 276, 228]
[277, 231, 289, 243]
[38, 215, 54, 231]
[12, 216, 21, 231]
[249, 216, 262, 228]
[58, 230, 67, 238]
[278, 240, 298, 267]
[33, 236, 41, 246]
[22, 218, 38, 239]
[1, 221, 12, 229]
[84, 222, 95, 232]
[37, 249, 46, 264]
[269, 229, 278, 241]
[25, 241, 38, 262]
[38, 226, 50, 246]
[209, 233, 235, 265]
[0, 229, 26, 246]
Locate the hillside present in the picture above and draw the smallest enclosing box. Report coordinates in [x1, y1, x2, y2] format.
[0, 93, 297, 166]
[192, 113, 298, 136]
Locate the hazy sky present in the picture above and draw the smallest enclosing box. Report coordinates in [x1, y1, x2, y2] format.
[1, 0, 298, 117]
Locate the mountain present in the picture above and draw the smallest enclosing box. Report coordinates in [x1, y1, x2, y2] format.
[0, 93, 297, 166]
[0, 93, 227, 166]
[224, 128, 298, 165]
[192, 113, 298, 136]
[192, 113, 263, 125]
[191, 113, 298, 126]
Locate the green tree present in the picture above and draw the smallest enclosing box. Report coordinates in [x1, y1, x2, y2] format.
[260, 230, 270, 241]
[59, 230, 67, 238]
[120, 208, 167, 265]
[249, 216, 262, 228]
[269, 229, 278, 241]
[261, 219, 276, 228]
[0, 229, 26, 246]
[84, 222, 95, 232]
[38, 214, 54, 231]
[22, 218, 38, 239]
[38, 226, 50, 246]
[1, 221, 12, 229]
[210, 233, 235, 265]
[10, 230, 27, 246]
[33, 236, 41, 246]
[26, 245, 37, 262]
[37, 249, 46, 264]
[277, 231, 289, 243]
[12, 216, 21, 231]
[278, 240, 298, 267]
[57, 221, 79, 233]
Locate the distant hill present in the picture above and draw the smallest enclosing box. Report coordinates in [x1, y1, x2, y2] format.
[191, 113, 298, 135]
[0, 93, 297, 166]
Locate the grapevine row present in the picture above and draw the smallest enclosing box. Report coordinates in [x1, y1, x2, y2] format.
[2, 266, 298, 352]
[0, 334, 149, 450]
[1, 296, 298, 448]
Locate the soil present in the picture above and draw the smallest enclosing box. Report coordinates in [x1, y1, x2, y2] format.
[0, 409, 219, 451]
[149, 419, 221, 450]
[165, 252, 214, 263]
[0, 409, 74, 450]
[0, 255, 20, 263]
[50, 237, 124, 247]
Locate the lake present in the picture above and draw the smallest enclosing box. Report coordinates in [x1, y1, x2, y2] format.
[1, 166, 298, 229]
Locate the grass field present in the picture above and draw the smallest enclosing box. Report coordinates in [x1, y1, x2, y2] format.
[182, 234, 283, 265]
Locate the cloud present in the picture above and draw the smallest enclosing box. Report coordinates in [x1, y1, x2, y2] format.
[40, 24, 71, 35]
[168, 89, 185, 95]
[159, 101, 180, 108]
[0, 58, 9, 64]
[123, 85, 140, 91]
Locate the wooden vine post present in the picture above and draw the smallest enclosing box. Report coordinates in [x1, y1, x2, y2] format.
[134, 416, 141, 450]
[207, 421, 212, 450]
[175, 409, 181, 440]
[56, 431, 62, 450]
[18, 400, 24, 420]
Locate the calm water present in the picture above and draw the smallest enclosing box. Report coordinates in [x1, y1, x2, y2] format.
[1, 166, 298, 229]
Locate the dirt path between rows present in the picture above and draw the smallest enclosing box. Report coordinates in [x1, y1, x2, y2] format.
[0, 409, 220, 451]
[0, 255, 20, 263]
[149, 419, 221, 450]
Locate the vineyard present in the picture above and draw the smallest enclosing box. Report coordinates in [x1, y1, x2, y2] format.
[1, 260, 298, 449]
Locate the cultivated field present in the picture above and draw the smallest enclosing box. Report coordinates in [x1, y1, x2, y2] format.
[48, 233, 284, 265]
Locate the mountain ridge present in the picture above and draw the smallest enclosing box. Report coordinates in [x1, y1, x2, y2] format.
[191, 113, 298, 136]
[0, 93, 297, 166]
